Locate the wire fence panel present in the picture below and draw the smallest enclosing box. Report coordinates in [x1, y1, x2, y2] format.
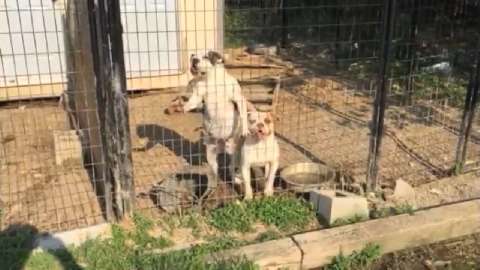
[0, 1, 107, 232]
[0, 0, 479, 233]
[375, 0, 480, 187]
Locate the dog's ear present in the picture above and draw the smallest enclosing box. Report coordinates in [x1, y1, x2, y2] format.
[207, 51, 224, 65]
[265, 111, 279, 123]
[190, 55, 200, 75]
[246, 101, 256, 113]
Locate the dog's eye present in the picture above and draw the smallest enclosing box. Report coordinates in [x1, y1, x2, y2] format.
[249, 119, 256, 124]
[264, 117, 271, 124]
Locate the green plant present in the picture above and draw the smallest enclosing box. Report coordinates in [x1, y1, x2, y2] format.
[24, 225, 258, 270]
[371, 203, 415, 219]
[179, 212, 204, 238]
[330, 215, 368, 227]
[326, 243, 381, 270]
[131, 212, 172, 250]
[209, 202, 256, 233]
[248, 196, 315, 232]
[413, 73, 467, 108]
[208, 196, 316, 233]
[224, 10, 252, 48]
[393, 203, 415, 215]
[255, 229, 282, 242]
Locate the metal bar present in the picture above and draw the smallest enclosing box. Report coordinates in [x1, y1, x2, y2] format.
[405, 0, 419, 105]
[89, 0, 135, 220]
[281, 0, 288, 48]
[455, 38, 480, 174]
[366, 0, 396, 191]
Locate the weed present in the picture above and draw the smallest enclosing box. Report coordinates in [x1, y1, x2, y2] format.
[131, 212, 172, 250]
[208, 196, 316, 233]
[371, 203, 415, 219]
[255, 229, 282, 242]
[200, 235, 246, 253]
[24, 252, 62, 270]
[414, 73, 467, 108]
[25, 226, 257, 270]
[208, 202, 255, 233]
[393, 203, 415, 215]
[248, 196, 315, 232]
[179, 212, 204, 238]
[330, 215, 368, 227]
[326, 243, 381, 270]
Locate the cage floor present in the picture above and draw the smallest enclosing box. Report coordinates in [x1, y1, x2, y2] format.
[0, 105, 104, 232]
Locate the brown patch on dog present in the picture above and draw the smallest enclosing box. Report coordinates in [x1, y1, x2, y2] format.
[207, 51, 224, 65]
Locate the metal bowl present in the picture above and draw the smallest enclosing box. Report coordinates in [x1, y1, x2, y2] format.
[280, 162, 336, 191]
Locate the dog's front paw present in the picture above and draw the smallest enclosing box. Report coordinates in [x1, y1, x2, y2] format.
[244, 191, 253, 200]
[233, 175, 243, 185]
[240, 128, 250, 137]
[264, 188, 274, 197]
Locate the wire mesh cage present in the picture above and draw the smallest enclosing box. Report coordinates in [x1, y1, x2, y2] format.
[0, 0, 106, 232]
[0, 0, 479, 233]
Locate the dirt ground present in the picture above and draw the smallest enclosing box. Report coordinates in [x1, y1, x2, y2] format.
[0, 48, 479, 233]
[0, 103, 103, 232]
[373, 233, 480, 270]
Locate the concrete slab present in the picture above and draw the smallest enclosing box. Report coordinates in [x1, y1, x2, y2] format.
[34, 223, 110, 252]
[310, 190, 369, 225]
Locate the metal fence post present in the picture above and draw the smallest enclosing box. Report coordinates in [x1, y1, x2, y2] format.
[281, 0, 288, 48]
[366, 0, 395, 192]
[454, 39, 480, 174]
[88, 0, 135, 220]
[405, 0, 419, 105]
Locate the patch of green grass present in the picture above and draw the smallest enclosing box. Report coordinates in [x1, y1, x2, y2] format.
[326, 243, 381, 270]
[224, 10, 255, 48]
[208, 202, 256, 233]
[12, 196, 316, 270]
[371, 203, 415, 219]
[131, 212, 172, 250]
[255, 229, 282, 243]
[24, 252, 62, 270]
[208, 196, 316, 233]
[23, 224, 257, 270]
[130, 235, 254, 270]
[330, 215, 368, 227]
[248, 196, 315, 232]
[414, 73, 467, 108]
[178, 212, 204, 238]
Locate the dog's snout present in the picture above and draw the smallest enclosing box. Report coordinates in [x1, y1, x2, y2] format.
[257, 123, 265, 129]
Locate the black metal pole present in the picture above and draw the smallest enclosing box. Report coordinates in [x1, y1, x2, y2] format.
[89, 0, 135, 220]
[366, 0, 396, 192]
[334, 4, 343, 67]
[455, 39, 480, 174]
[281, 0, 288, 48]
[405, 0, 419, 105]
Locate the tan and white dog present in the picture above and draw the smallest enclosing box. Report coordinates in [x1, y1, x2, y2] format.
[167, 51, 250, 182]
[237, 111, 280, 200]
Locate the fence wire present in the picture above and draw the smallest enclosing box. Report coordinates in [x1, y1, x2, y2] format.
[0, 0, 479, 232]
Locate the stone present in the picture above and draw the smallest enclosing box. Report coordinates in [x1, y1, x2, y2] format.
[392, 179, 415, 203]
[247, 44, 277, 56]
[309, 190, 369, 225]
[53, 130, 83, 166]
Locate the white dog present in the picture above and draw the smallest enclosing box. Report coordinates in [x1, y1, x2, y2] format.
[238, 111, 280, 200]
[168, 51, 250, 183]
